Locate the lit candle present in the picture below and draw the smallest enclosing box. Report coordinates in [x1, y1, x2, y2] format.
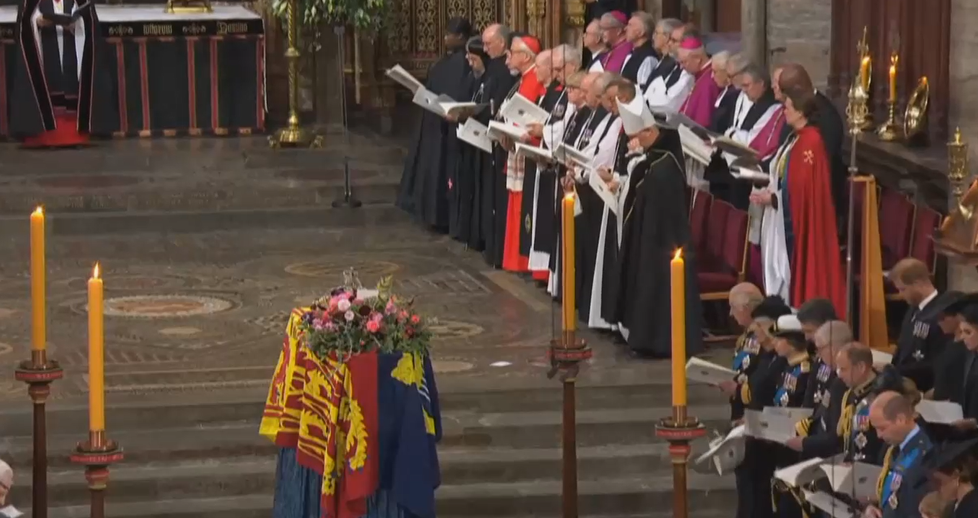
[562, 194, 576, 333]
[670, 249, 687, 407]
[888, 56, 898, 103]
[30, 207, 45, 352]
[88, 263, 105, 432]
[860, 56, 870, 92]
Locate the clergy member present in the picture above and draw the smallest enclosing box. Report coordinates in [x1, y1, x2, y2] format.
[584, 20, 607, 73]
[752, 86, 844, 315]
[620, 11, 660, 91]
[598, 12, 633, 74]
[500, 33, 547, 273]
[397, 18, 473, 230]
[709, 51, 739, 134]
[675, 35, 720, 189]
[644, 19, 693, 113]
[10, 0, 106, 146]
[611, 90, 703, 358]
[480, 23, 518, 268]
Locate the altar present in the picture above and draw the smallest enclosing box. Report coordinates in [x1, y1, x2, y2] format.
[0, 4, 265, 138]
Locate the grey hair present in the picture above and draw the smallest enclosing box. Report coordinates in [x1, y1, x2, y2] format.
[739, 61, 771, 87]
[815, 320, 853, 349]
[595, 72, 622, 93]
[497, 24, 513, 45]
[712, 50, 731, 69]
[631, 11, 656, 38]
[512, 36, 538, 57]
[600, 12, 625, 29]
[727, 53, 750, 75]
[552, 43, 582, 68]
[658, 18, 684, 35]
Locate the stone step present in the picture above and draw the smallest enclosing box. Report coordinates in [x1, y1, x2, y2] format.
[0, 384, 727, 438]
[1, 404, 730, 471]
[12, 443, 683, 508]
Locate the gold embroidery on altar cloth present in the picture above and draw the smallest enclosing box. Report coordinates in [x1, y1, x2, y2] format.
[142, 24, 173, 36]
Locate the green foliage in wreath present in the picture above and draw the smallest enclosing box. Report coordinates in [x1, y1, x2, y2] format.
[271, 0, 388, 36]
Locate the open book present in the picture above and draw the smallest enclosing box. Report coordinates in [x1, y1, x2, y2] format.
[487, 120, 527, 142]
[774, 456, 831, 487]
[916, 400, 964, 424]
[552, 142, 592, 169]
[677, 124, 715, 166]
[729, 156, 769, 184]
[0, 506, 23, 518]
[871, 349, 893, 366]
[820, 461, 882, 500]
[412, 88, 455, 117]
[458, 118, 492, 153]
[499, 94, 550, 127]
[715, 135, 759, 158]
[385, 64, 424, 94]
[587, 171, 619, 215]
[744, 408, 812, 444]
[685, 357, 737, 385]
[441, 102, 488, 118]
[515, 142, 553, 164]
[47, 1, 91, 25]
[694, 424, 746, 475]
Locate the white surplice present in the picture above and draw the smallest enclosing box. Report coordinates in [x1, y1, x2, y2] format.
[758, 134, 796, 302]
[644, 69, 694, 114]
[528, 95, 575, 273]
[31, 0, 86, 79]
[583, 114, 622, 330]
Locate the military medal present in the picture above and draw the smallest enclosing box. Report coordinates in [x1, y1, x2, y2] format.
[779, 391, 789, 406]
[913, 349, 924, 361]
[855, 432, 867, 449]
[821, 391, 831, 407]
[888, 493, 899, 509]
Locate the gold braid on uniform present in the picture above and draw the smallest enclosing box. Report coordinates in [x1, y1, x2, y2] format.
[740, 382, 751, 405]
[837, 388, 855, 439]
[795, 417, 812, 438]
[771, 481, 811, 518]
[876, 445, 895, 502]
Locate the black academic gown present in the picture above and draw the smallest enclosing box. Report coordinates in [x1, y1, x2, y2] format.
[449, 72, 490, 248]
[549, 106, 592, 297]
[576, 109, 615, 323]
[893, 294, 950, 393]
[397, 49, 471, 229]
[10, 0, 113, 137]
[520, 83, 566, 257]
[612, 129, 704, 357]
[648, 55, 683, 92]
[480, 57, 518, 267]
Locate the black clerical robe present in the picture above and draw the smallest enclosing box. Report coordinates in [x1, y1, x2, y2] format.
[449, 71, 491, 248]
[620, 41, 659, 92]
[548, 106, 592, 297]
[480, 57, 518, 268]
[575, 108, 614, 324]
[893, 294, 950, 392]
[597, 129, 631, 325]
[710, 86, 739, 134]
[397, 49, 471, 229]
[520, 83, 566, 257]
[10, 0, 112, 139]
[612, 129, 704, 357]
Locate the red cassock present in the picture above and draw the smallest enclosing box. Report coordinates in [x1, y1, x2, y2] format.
[502, 67, 546, 272]
[786, 125, 845, 317]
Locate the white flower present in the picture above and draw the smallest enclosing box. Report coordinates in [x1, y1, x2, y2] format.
[337, 299, 351, 312]
[344, 310, 355, 321]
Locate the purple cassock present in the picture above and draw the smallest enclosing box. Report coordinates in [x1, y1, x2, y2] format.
[601, 40, 634, 74]
[679, 61, 721, 128]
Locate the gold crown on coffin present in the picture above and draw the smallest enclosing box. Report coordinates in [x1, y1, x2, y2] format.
[164, 0, 213, 14]
[934, 129, 978, 262]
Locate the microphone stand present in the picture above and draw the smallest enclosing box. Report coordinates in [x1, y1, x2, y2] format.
[331, 24, 362, 209]
[844, 82, 869, 323]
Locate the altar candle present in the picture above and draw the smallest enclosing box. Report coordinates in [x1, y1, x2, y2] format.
[561, 194, 576, 333]
[30, 207, 45, 352]
[888, 60, 897, 103]
[860, 56, 870, 92]
[88, 263, 105, 432]
[670, 249, 687, 407]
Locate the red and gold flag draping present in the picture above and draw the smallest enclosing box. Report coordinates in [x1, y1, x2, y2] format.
[856, 176, 889, 350]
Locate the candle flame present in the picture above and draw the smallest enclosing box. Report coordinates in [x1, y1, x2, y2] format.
[673, 248, 682, 260]
[922, 76, 928, 85]
[93, 263, 100, 280]
[564, 193, 575, 201]
[33, 206, 43, 216]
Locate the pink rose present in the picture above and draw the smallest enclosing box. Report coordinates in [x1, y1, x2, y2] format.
[312, 318, 324, 330]
[337, 299, 351, 312]
[344, 310, 355, 321]
[410, 315, 421, 324]
[324, 321, 337, 331]
[385, 300, 396, 315]
[353, 298, 364, 306]
[366, 320, 381, 333]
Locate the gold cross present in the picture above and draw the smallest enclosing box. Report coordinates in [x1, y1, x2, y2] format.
[804, 150, 815, 164]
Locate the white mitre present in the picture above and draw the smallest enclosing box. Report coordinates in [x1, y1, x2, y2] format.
[616, 95, 656, 137]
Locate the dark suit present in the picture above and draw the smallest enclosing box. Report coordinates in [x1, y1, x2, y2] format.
[878, 428, 933, 518]
[893, 293, 951, 393]
[932, 341, 978, 421]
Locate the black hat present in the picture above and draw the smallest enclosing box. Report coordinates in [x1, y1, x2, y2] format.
[446, 17, 473, 39]
[940, 291, 978, 316]
[751, 296, 792, 321]
[922, 435, 978, 473]
[465, 36, 489, 63]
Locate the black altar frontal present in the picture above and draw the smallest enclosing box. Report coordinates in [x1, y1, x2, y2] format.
[0, 4, 266, 138]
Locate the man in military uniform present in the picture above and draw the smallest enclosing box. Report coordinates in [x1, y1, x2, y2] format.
[797, 299, 840, 407]
[835, 345, 886, 463]
[727, 282, 765, 421]
[770, 314, 813, 518]
[786, 320, 852, 460]
[719, 295, 792, 518]
[890, 258, 951, 392]
[864, 391, 934, 518]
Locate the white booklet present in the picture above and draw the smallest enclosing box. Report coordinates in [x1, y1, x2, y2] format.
[499, 93, 549, 127]
[678, 124, 715, 166]
[763, 406, 814, 421]
[385, 64, 424, 94]
[774, 456, 830, 487]
[0, 506, 23, 518]
[871, 349, 893, 366]
[686, 357, 737, 385]
[487, 120, 527, 142]
[820, 461, 883, 500]
[441, 101, 483, 117]
[587, 171, 619, 215]
[412, 88, 454, 117]
[744, 409, 808, 444]
[802, 490, 860, 518]
[694, 424, 746, 475]
[916, 400, 964, 424]
[458, 118, 492, 153]
[553, 142, 592, 169]
[515, 142, 553, 164]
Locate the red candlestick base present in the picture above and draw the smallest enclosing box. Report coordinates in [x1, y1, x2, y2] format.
[70, 435, 124, 518]
[15, 351, 64, 518]
[655, 407, 706, 518]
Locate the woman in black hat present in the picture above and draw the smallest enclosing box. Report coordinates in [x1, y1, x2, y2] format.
[930, 294, 978, 427]
[925, 436, 978, 517]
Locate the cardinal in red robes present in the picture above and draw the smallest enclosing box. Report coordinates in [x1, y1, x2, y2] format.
[754, 87, 845, 316]
[501, 34, 546, 272]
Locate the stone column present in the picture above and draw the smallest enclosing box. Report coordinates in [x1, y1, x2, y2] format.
[946, 0, 978, 291]
[695, 0, 715, 32]
[741, 0, 766, 67]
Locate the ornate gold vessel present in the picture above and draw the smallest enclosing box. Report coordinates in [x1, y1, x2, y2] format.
[934, 129, 978, 262]
[902, 76, 930, 141]
[164, 0, 213, 14]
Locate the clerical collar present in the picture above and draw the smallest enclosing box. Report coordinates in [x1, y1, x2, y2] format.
[919, 290, 939, 310]
[695, 60, 712, 79]
[899, 424, 921, 451]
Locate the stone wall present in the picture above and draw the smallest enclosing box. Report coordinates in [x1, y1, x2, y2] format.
[765, 0, 832, 88]
[947, 0, 978, 290]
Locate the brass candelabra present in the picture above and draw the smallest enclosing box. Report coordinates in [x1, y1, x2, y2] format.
[843, 81, 869, 323]
[269, 0, 323, 148]
[877, 53, 901, 141]
[948, 128, 974, 221]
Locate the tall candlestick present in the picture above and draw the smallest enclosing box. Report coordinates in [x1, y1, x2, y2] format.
[561, 194, 576, 333]
[30, 207, 45, 352]
[888, 54, 898, 103]
[860, 56, 870, 92]
[88, 263, 105, 432]
[670, 249, 687, 407]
